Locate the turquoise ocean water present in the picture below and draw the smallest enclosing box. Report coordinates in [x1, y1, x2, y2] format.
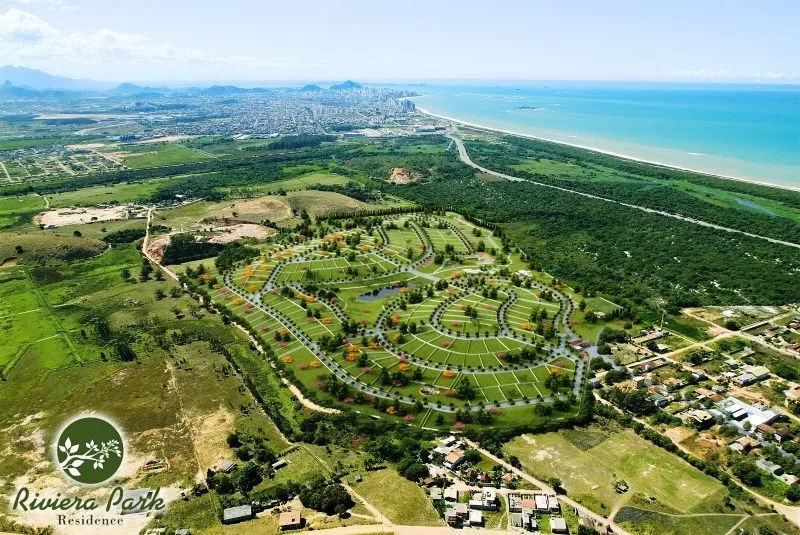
[408, 82, 800, 189]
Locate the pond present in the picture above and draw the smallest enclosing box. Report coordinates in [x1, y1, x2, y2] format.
[356, 283, 415, 302]
[734, 198, 777, 217]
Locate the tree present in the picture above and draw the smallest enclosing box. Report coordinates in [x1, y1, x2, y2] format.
[233, 462, 262, 493]
[154, 289, 166, 300]
[226, 433, 241, 448]
[463, 449, 482, 465]
[787, 484, 800, 502]
[73, 230, 82, 237]
[14, 245, 23, 254]
[121, 267, 131, 282]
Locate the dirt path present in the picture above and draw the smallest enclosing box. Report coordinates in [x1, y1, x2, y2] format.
[0, 161, 11, 182]
[142, 208, 179, 282]
[342, 483, 392, 525]
[164, 358, 204, 482]
[462, 437, 632, 535]
[283, 378, 341, 414]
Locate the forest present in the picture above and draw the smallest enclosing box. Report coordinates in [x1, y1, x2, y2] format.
[383, 170, 800, 308]
[464, 137, 800, 244]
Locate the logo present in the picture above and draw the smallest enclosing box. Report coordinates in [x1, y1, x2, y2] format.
[55, 416, 124, 485]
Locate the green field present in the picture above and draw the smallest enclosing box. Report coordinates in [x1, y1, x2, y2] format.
[505, 427, 725, 516]
[350, 468, 442, 526]
[117, 143, 212, 168]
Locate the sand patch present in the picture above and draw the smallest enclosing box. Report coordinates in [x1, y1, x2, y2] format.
[192, 407, 236, 473]
[664, 426, 695, 444]
[388, 167, 422, 184]
[206, 224, 275, 244]
[223, 196, 293, 222]
[36, 205, 145, 227]
[146, 234, 170, 263]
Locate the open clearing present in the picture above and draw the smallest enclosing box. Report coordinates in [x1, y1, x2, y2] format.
[350, 468, 442, 526]
[504, 428, 724, 515]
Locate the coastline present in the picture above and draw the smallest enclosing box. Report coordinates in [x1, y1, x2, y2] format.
[416, 106, 800, 194]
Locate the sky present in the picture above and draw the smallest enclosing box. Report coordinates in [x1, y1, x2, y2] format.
[1, 0, 798, 84]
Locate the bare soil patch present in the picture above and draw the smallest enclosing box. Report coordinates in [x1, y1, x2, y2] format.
[36, 205, 142, 227]
[206, 224, 275, 244]
[223, 196, 293, 222]
[388, 167, 422, 184]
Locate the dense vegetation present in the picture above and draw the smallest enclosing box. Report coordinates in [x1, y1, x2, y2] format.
[161, 234, 224, 265]
[383, 169, 800, 307]
[102, 227, 146, 244]
[465, 137, 800, 243]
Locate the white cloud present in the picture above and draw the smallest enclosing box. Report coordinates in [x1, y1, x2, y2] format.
[17, 0, 78, 12]
[0, 8, 301, 79]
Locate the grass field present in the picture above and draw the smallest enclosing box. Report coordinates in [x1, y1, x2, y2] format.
[505, 427, 725, 516]
[350, 468, 442, 526]
[117, 143, 212, 169]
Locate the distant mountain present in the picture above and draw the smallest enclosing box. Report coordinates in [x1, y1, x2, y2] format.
[300, 84, 324, 92]
[109, 83, 171, 96]
[0, 81, 43, 98]
[330, 80, 362, 90]
[198, 85, 272, 96]
[0, 65, 113, 91]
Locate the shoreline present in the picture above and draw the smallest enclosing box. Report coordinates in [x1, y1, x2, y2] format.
[415, 106, 800, 194]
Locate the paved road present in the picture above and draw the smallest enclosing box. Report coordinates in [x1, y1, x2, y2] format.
[449, 135, 800, 250]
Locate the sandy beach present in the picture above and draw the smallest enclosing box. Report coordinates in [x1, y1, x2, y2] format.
[416, 106, 800, 193]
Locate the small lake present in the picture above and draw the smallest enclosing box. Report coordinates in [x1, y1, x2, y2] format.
[356, 283, 416, 302]
[734, 198, 777, 217]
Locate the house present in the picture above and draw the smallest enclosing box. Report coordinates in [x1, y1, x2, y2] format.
[511, 512, 524, 528]
[279, 511, 303, 531]
[508, 494, 522, 512]
[444, 487, 458, 502]
[222, 505, 254, 525]
[650, 392, 669, 408]
[695, 388, 723, 403]
[756, 459, 784, 477]
[444, 449, 465, 469]
[441, 436, 457, 448]
[548, 495, 560, 513]
[175, 530, 191, 535]
[729, 436, 760, 453]
[534, 494, 550, 512]
[430, 488, 443, 500]
[775, 428, 794, 443]
[468, 509, 483, 526]
[632, 375, 647, 389]
[272, 459, 288, 470]
[218, 460, 237, 473]
[655, 343, 670, 353]
[784, 386, 800, 407]
[717, 397, 777, 429]
[550, 517, 569, 534]
[686, 409, 714, 428]
[735, 365, 771, 386]
[520, 497, 537, 511]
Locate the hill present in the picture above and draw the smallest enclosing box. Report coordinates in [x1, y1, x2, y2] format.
[0, 65, 112, 91]
[330, 80, 362, 90]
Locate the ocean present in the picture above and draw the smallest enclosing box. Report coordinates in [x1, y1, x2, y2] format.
[408, 82, 800, 189]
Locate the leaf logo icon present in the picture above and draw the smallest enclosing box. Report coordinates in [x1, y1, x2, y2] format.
[55, 417, 124, 485]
